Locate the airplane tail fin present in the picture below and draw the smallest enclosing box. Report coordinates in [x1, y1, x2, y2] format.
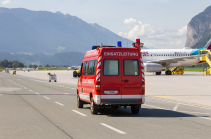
[202, 38, 211, 50]
[34, 66, 38, 70]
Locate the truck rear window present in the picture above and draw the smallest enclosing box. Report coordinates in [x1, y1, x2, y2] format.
[103, 59, 119, 76]
[124, 59, 139, 76]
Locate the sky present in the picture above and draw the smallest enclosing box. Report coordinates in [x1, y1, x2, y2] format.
[1, 0, 211, 49]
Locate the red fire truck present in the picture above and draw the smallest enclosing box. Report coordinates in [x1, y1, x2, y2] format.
[77, 39, 145, 114]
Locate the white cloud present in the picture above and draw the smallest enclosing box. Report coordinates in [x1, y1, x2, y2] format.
[119, 18, 187, 49]
[2, 0, 11, 5]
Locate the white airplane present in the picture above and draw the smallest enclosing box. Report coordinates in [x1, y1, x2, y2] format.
[68, 66, 81, 71]
[22, 66, 38, 72]
[141, 39, 211, 75]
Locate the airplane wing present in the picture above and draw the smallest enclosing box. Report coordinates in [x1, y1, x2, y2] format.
[146, 54, 205, 65]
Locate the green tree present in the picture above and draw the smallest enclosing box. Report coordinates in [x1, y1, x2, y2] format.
[18, 62, 24, 68]
[32, 64, 37, 68]
[8, 61, 12, 68]
[12, 60, 19, 68]
[0, 59, 9, 67]
[45, 64, 50, 67]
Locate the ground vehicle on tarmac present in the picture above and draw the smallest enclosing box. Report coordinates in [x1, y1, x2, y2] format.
[77, 40, 145, 114]
[73, 70, 81, 77]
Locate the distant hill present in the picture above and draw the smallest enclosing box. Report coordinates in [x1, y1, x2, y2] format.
[0, 52, 17, 61]
[0, 52, 84, 66]
[44, 52, 84, 65]
[185, 5, 211, 49]
[0, 7, 134, 54]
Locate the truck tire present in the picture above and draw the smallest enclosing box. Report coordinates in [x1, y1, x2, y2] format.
[131, 105, 140, 114]
[77, 94, 83, 108]
[156, 71, 161, 75]
[73, 71, 77, 77]
[90, 98, 98, 114]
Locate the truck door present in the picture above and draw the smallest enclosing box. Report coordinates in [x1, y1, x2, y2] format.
[121, 49, 142, 100]
[80, 61, 90, 102]
[101, 49, 122, 100]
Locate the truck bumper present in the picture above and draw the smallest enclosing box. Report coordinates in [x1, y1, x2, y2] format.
[101, 99, 142, 105]
[94, 95, 145, 105]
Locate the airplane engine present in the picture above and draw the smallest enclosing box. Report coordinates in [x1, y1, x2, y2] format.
[143, 63, 162, 72]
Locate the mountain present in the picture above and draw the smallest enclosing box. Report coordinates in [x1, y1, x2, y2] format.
[185, 5, 211, 48]
[0, 7, 134, 54]
[0, 52, 17, 61]
[0, 52, 84, 66]
[44, 52, 84, 65]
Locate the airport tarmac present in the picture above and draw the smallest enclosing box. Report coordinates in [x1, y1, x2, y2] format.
[10, 70, 211, 108]
[1, 71, 211, 139]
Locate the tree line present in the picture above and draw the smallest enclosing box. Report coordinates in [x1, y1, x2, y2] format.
[0, 59, 68, 69]
[0, 59, 24, 68]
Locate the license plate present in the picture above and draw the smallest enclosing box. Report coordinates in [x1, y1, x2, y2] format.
[104, 91, 118, 94]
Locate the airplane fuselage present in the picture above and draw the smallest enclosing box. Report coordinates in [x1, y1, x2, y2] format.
[141, 49, 201, 69]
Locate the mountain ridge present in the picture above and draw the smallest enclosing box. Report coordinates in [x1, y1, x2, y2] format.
[0, 51, 84, 66]
[185, 5, 211, 49]
[0, 7, 134, 54]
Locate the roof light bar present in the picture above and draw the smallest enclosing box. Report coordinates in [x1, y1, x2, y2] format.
[117, 41, 122, 47]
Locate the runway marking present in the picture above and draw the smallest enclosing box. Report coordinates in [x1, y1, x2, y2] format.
[143, 104, 166, 110]
[58, 85, 64, 87]
[16, 84, 19, 85]
[144, 104, 211, 121]
[24, 87, 27, 89]
[147, 97, 211, 110]
[173, 103, 180, 111]
[179, 111, 210, 115]
[154, 96, 171, 98]
[200, 117, 211, 121]
[29, 90, 33, 92]
[35, 92, 40, 95]
[71, 88, 76, 90]
[53, 92, 76, 95]
[55, 102, 64, 106]
[43, 96, 50, 100]
[72, 110, 87, 116]
[100, 123, 126, 134]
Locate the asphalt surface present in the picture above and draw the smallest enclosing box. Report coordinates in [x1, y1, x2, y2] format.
[14, 70, 211, 107]
[0, 72, 211, 139]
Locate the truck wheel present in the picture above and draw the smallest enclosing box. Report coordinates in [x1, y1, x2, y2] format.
[111, 105, 120, 109]
[90, 98, 98, 114]
[54, 80, 57, 82]
[156, 71, 161, 75]
[73, 71, 77, 77]
[49, 80, 51, 82]
[77, 94, 83, 108]
[131, 105, 140, 114]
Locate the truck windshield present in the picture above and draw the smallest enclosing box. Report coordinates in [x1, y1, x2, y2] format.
[103, 59, 119, 76]
[124, 59, 139, 76]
